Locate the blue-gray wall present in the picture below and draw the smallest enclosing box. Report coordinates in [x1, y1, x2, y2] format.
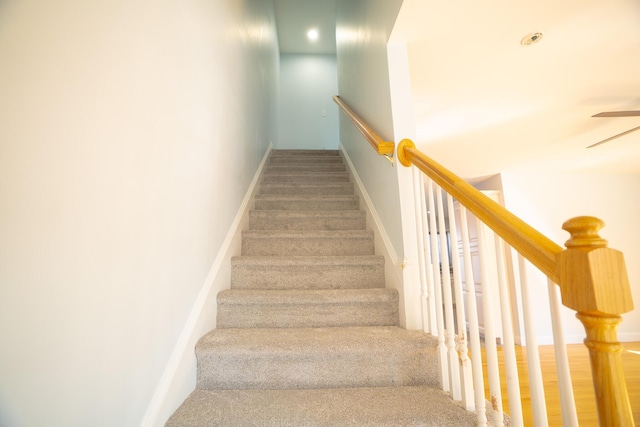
[336, 0, 404, 256]
[277, 54, 339, 149]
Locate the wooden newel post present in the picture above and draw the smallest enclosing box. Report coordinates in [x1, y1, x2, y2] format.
[556, 216, 635, 427]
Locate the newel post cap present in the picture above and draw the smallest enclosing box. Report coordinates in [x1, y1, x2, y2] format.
[556, 216, 634, 315]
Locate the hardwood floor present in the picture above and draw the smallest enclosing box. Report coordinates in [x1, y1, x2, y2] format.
[478, 341, 640, 426]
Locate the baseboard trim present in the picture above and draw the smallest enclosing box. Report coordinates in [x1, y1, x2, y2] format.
[340, 145, 417, 328]
[619, 332, 640, 342]
[140, 144, 272, 427]
[536, 331, 640, 346]
[340, 144, 400, 265]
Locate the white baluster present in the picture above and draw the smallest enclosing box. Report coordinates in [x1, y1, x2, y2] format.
[426, 179, 448, 392]
[517, 255, 548, 426]
[548, 279, 579, 427]
[459, 206, 486, 426]
[420, 175, 438, 337]
[436, 188, 461, 401]
[494, 238, 523, 426]
[447, 194, 474, 410]
[476, 219, 504, 427]
[412, 169, 429, 333]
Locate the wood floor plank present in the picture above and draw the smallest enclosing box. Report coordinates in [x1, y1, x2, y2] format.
[477, 342, 640, 426]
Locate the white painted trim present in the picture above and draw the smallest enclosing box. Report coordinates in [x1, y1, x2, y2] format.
[141, 144, 272, 427]
[339, 144, 421, 329]
[536, 332, 640, 346]
[536, 334, 596, 346]
[340, 144, 400, 265]
[620, 332, 640, 342]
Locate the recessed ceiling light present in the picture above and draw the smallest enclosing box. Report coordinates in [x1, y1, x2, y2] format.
[521, 32, 543, 46]
[307, 29, 319, 41]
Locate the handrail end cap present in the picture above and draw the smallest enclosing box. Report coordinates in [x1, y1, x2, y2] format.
[397, 139, 415, 167]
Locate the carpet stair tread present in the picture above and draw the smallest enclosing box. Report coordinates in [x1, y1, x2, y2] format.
[259, 181, 354, 196]
[254, 194, 359, 210]
[230, 255, 385, 290]
[266, 163, 347, 172]
[166, 386, 478, 427]
[268, 156, 344, 163]
[195, 326, 438, 390]
[241, 229, 374, 256]
[270, 149, 341, 156]
[218, 288, 397, 305]
[249, 209, 366, 230]
[261, 172, 350, 183]
[216, 288, 398, 328]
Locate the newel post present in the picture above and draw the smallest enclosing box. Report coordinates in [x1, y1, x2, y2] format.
[556, 216, 635, 427]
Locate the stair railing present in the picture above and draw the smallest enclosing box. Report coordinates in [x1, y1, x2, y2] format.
[335, 94, 634, 426]
[396, 139, 635, 427]
[333, 96, 395, 162]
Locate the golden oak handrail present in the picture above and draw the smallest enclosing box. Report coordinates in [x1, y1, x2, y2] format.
[333, 96, 395, 158]
[397, 139, 562, 281]
[397, 138, 635, 427]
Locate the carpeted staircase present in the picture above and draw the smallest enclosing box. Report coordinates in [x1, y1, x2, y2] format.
[166, 149, 479, 426]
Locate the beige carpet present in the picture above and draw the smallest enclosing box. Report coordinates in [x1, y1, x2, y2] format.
[166, 149, 482, 426]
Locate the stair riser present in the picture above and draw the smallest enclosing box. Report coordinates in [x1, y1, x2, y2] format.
[242, 236, 374, 256]
[266, 164, 346, 173]
[254, 198, 359, 211]
[268, 157, 343, 164]
[270, 149, 340, 156]
[259, 183, 354, 196]
[230, 259, 385, 290]
[261, 173, 350, 183]
[197, 348, 436, 390]
[217, 301, 398, 328]
[249, 213, 365, 231]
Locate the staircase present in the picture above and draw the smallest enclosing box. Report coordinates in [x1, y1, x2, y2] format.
[166, 149, 479, 426]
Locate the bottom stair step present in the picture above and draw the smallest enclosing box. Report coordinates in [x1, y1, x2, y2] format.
[166, 386, 479, 427]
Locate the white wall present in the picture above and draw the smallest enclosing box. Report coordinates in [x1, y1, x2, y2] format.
[0, 1, 279, 426]
[335, 0, 404, 257]
[500, 171, 640, 343]
[277, 54, 339, 149]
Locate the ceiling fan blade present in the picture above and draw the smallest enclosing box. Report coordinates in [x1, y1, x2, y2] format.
[592, 111, 640, 117]
[587, 125, 640, 148]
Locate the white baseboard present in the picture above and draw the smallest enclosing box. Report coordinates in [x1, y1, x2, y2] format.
[536, 334, 585, 346]
[339, 145, 399, 265]
[534, 331, 640, 346]
[619, 332, 640, 342]
[340, 145, 413, 327]
[140, 144, 272, 427]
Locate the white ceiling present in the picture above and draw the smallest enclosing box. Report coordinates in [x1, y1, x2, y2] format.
[394, 0, 640, 177]
[274, 0, 337, 54]
[275, 0, 640, 177]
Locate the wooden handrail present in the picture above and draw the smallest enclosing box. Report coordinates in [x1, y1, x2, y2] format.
[397, 139, 562, 281]
[397, 138, 635, 427]
[333, 96, 395, 157]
